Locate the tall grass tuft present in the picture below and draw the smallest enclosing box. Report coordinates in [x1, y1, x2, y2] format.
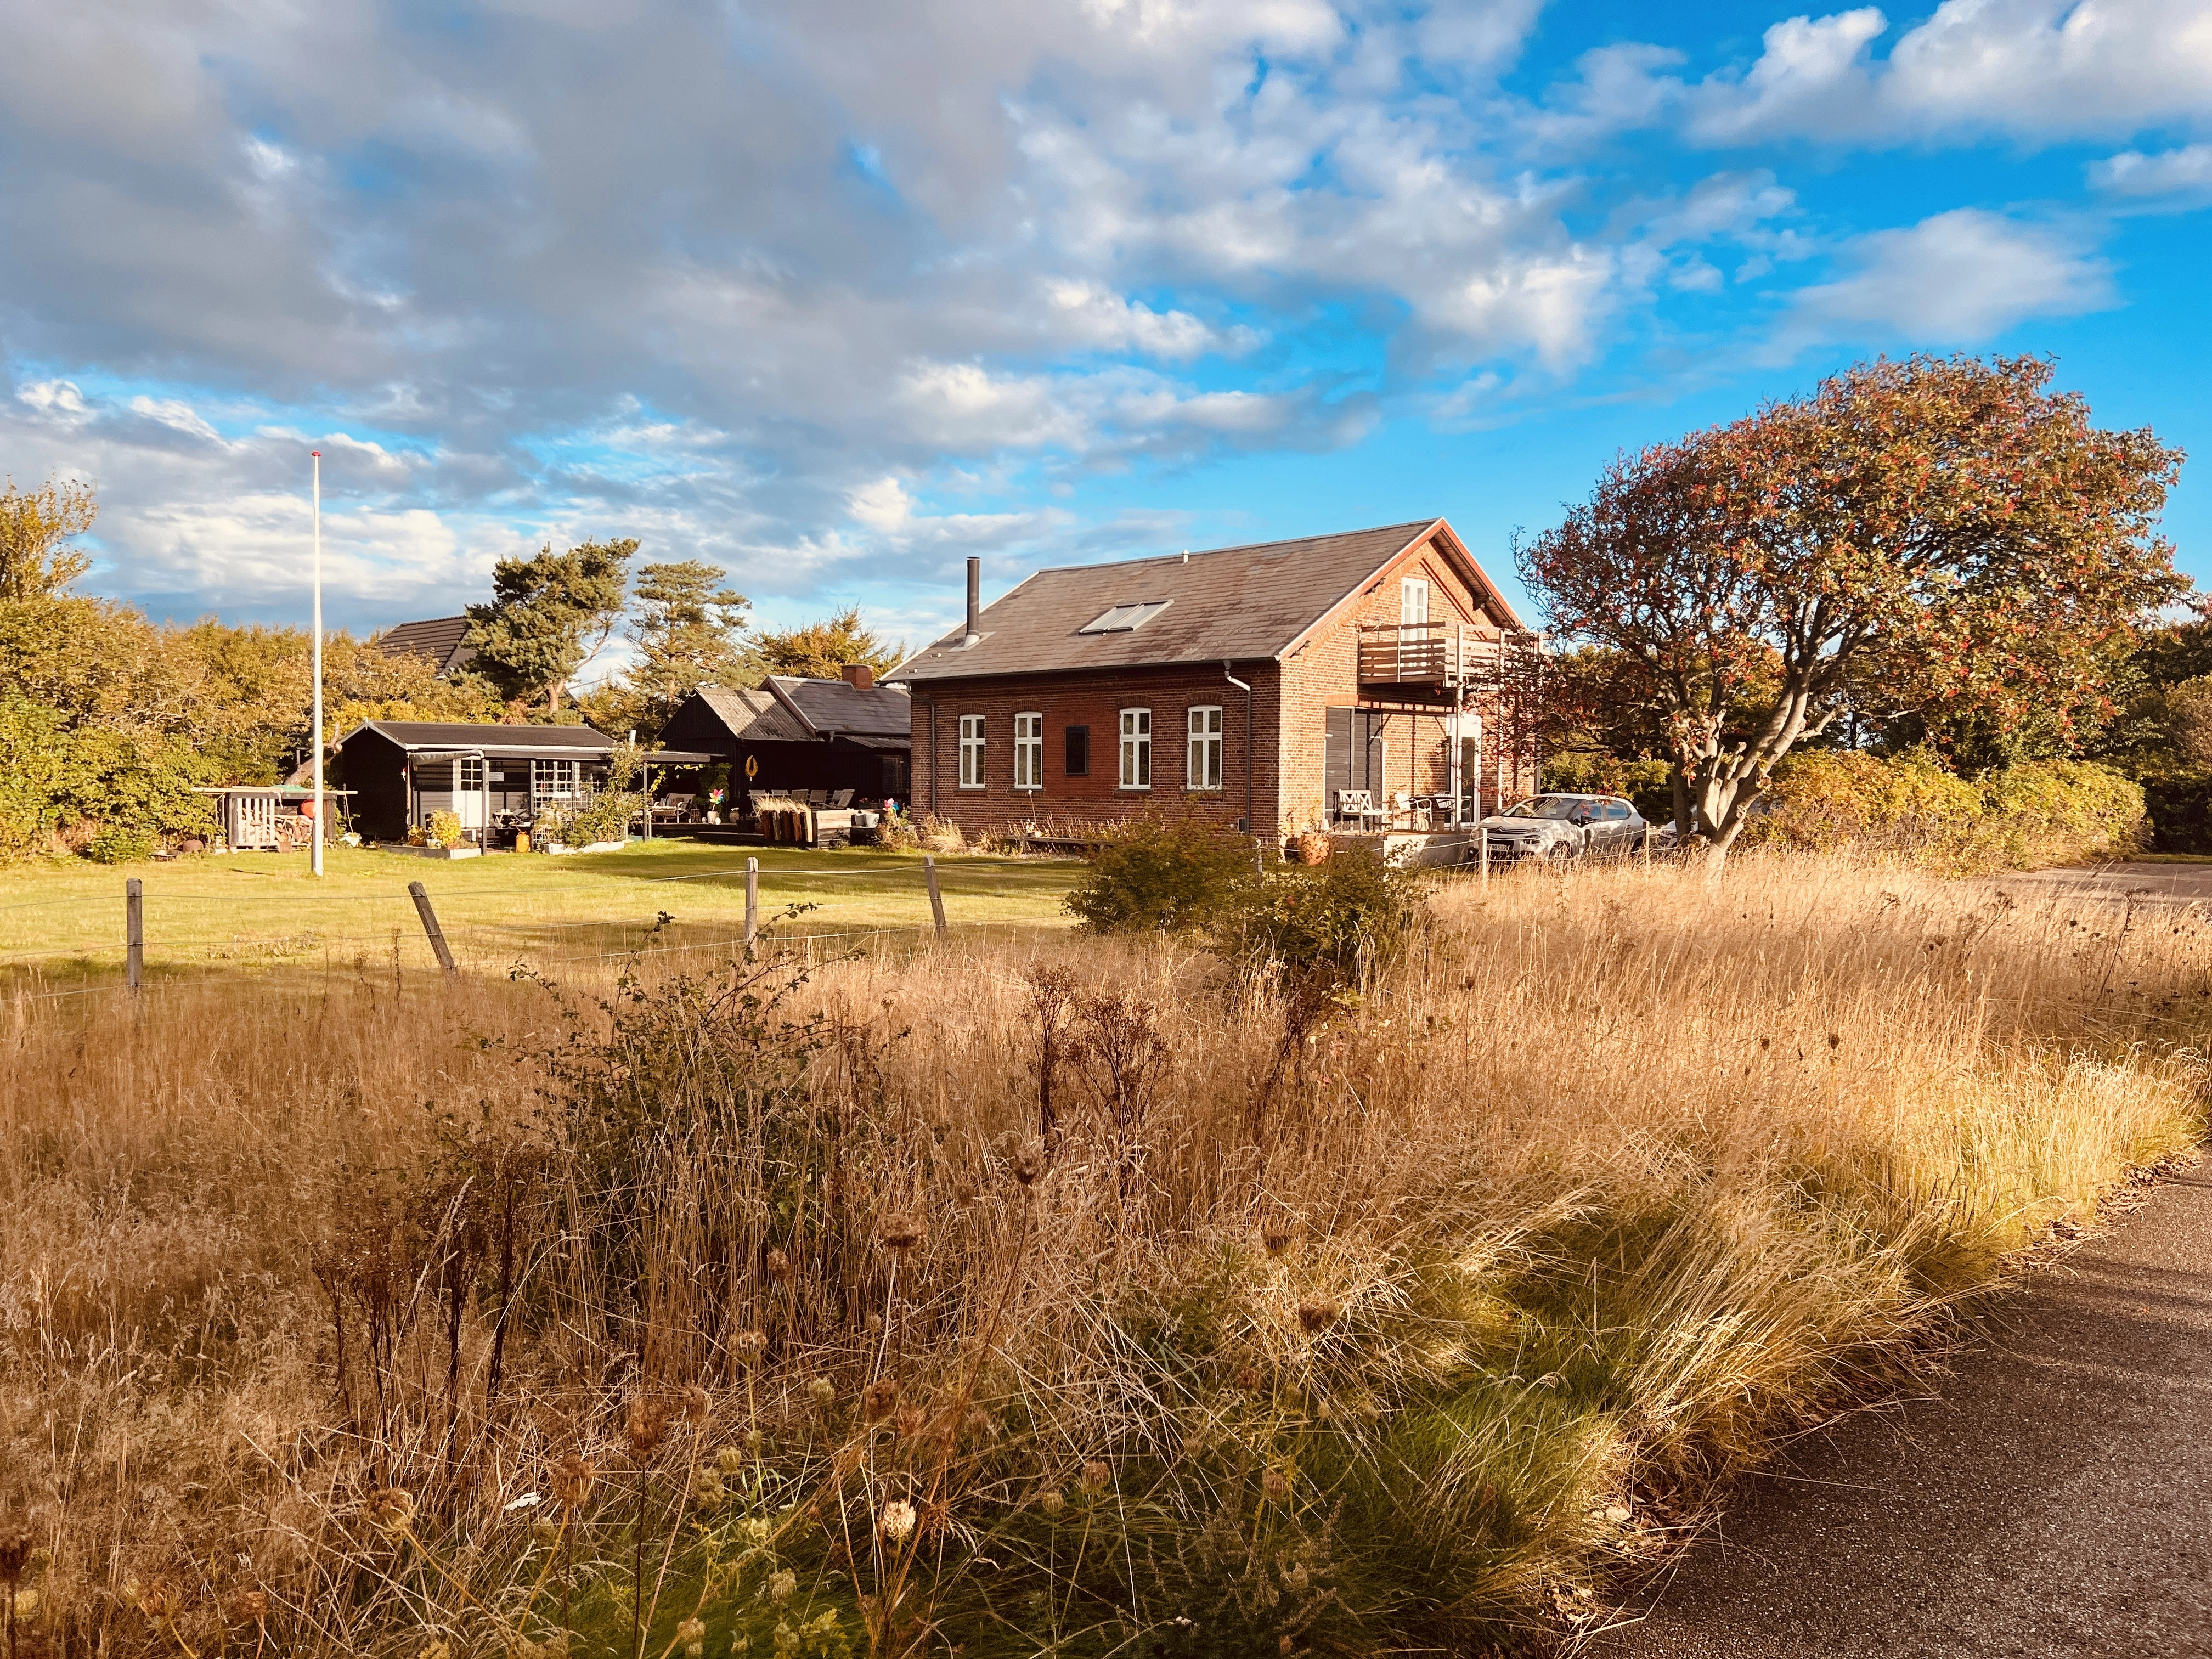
[0, 853, 2203, 1654]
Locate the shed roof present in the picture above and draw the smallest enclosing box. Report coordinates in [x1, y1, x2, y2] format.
[888, 518, 1522, 683]
[376, 616, 476, 675]
[340, 720, 614, 755]
[686, 686, 815, 744]
[765, 675, 912, 740]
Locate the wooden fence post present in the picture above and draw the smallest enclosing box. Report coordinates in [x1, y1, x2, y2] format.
[1641, 822, 1652, 867]
[126, 878, 144, 994]
[1479, 822, 1489, 887]
[408, 880, 458, 977]
[744, 857, 759, 949]
[923, 855, 948, 935]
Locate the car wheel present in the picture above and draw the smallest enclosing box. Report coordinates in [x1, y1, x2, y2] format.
[1544, 840, 1573, 863]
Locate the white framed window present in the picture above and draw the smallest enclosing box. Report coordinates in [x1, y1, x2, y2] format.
[1013, 713, 1043, 791]
[1186, 705, 1223, 791]
[532, 758, 580, 798]
[958, 715, 987, 788]
[458, 755, 486, 792]
[1400, 577, 1430, 625]
[1119, 708, 1152, 789]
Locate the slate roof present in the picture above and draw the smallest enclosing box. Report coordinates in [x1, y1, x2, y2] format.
[376, 616, 476, 675]
[342, 720, 614, 754]
[765, 675, 912, 740]
[888, 519, 1521, 683]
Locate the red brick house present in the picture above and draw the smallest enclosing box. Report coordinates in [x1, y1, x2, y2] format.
[888, 520, 1543, 845]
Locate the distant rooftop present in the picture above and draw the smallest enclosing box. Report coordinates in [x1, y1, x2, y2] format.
[376, 616, 476, 676]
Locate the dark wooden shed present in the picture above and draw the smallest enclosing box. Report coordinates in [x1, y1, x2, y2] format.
[659, 670, 911, 808]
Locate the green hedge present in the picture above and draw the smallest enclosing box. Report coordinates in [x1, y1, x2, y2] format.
[1541, 751, 1674, 823]
[1743, 752, 2143, 872]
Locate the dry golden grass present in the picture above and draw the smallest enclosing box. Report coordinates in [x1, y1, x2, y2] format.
[0, 852, 2203, 1657]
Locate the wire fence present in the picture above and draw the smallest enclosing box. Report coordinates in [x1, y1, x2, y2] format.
[0, 853, 1080, 1008]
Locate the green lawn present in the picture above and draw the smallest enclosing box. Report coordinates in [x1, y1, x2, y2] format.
[0, 839, 1082, 986]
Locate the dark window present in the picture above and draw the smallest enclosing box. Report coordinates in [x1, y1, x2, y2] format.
[1065, 725, 1090, 776]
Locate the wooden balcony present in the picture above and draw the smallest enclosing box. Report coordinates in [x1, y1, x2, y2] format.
[1356, 622, 1500, 691]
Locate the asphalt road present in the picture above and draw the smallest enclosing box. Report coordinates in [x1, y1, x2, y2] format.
[1585, 1165, 2212, 1659]
[1996, 860, 2212, 906]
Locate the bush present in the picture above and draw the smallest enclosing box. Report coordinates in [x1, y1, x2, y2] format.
[1065, 816, 1256, 935]
[2142, 771, 2212, 854]
[1217, 844, 1419, 985]
[1745, 751, 2143, 871]
[425, 809, 464, 849]
[87, 823, 155, 865]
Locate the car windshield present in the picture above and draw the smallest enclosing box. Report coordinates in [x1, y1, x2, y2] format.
[1502, 797, 1587, 820]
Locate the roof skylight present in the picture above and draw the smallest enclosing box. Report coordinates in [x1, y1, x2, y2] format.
[1077, 599, 1172, 635]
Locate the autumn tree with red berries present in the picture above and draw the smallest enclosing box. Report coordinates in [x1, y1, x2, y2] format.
[1519, 354, 2186, 862]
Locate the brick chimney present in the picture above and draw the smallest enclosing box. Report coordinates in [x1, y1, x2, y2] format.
[842, 662, 874, 690]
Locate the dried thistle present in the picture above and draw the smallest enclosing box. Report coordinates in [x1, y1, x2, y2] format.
[734, 1329, 768, 1365]
[1295, 1299, 1340, 1334]
[877, 1211, 926, 1254]
[1080, 1460, 1109, 1494]
[894, 1404, 926, 1439]
[0, 1530, 27, 1586]
[133, 1576, 182, 1619]
[878, 1500, 917, 1543]
[1261, 1217, 1297, 1258]
[1262, 1468, 1291, 1501]
[677, 1616, 707, 1659]
[1011, 1141, 1047, 1187]
[806, 1376, 836, 1410]
[715, 1445, 745, 1477]
[368, 1487, 417, 1530]
[224, 1588, 268, 1626]
[680, 1384, 713, 1426]
[627, 1395, 670, 1457]
[768, 1568, 797, 1605]
[1038, 1489, 1065, 1517]
[862, 1378, 900, 1422]
[765, 1246, 794, 1282]
[550, 1454, 595, 1511]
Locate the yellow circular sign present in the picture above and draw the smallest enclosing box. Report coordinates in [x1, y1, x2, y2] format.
[744, 755, 759, 780]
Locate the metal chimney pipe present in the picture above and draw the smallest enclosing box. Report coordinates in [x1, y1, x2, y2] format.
[963, 556, 981, 645]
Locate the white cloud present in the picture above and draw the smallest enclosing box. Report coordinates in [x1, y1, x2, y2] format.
[1042, 279, 1255, 359]
[2090, 143, 2212, 202]
[1580, 2, 2212, 148]
[1687, 8, 1888, 143]
[1776, 208, 2114, 352]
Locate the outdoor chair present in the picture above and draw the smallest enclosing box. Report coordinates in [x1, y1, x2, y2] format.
[1334, 789, 1387, 831]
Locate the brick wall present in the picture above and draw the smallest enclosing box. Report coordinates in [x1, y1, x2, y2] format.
[1276, 534, 1536, 829]
[907, 662, 1284, 837]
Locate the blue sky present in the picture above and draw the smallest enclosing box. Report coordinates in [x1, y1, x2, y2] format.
[3, 0, 2209, 663]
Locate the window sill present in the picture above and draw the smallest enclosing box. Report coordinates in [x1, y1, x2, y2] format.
[957, 784, 988, 791]
[1014, 786, 1043, 794]
[1119, 785, 1153, 792]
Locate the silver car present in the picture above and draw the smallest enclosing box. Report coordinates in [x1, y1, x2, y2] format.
[1477, 793, 1649, 863]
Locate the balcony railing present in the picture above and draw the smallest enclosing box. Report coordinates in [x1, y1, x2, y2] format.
[1356, 622, 1502, 687]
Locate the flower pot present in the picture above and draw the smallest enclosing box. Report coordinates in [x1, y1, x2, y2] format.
[1293, 831, 1333, 865]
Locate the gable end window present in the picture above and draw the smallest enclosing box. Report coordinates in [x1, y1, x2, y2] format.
[1187, 705, 1223, 791]
[1119, 708, 1152, 789]
[1065, 725, 1090, 777]
[1013, 713, 1043, 791]
[958, 715, 986, 788]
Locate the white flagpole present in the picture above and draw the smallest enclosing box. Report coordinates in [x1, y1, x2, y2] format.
[311, 450, 325, 877]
